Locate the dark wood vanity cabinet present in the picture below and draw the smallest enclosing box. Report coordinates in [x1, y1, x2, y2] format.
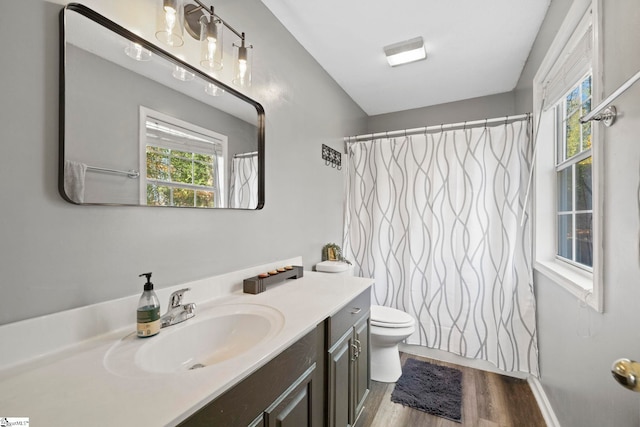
[179, 288, 371, 427]
[252, 364, 315, 427]
[179, 326, 323, 427]
[326, 290, 371, 427]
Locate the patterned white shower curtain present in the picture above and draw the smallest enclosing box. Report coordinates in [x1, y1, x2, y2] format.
[229, 154, 258, 209]
[343, 119, 539, 375]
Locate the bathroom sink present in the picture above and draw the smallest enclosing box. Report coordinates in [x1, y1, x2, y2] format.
[105, 303, 285, 376]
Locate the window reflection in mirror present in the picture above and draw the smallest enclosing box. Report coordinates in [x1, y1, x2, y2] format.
[141, 108, 227, 208]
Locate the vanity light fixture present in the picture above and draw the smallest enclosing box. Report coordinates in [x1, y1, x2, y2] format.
[125, 42, 152, 61]
[233, 34, 253, 88]
[383, 36, 427, 67]
[156, 0, 254, 87]
[172, 65, 195, 81]
[205, 82, 224, 96]
[156, 0, 184, 47]
[199, 9, 223, 71]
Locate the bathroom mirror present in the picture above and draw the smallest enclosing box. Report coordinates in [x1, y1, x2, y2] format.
[59, 3, 264, 209]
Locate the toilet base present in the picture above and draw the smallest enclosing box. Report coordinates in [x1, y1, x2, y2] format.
[370, 343, 403, 383]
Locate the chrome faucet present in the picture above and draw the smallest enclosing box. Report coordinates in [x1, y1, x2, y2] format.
[160, 288, 196, 328]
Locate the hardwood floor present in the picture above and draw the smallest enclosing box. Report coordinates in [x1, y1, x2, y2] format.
[357, 353, 546, 427]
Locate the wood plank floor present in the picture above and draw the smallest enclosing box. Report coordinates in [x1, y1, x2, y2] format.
[357, 353, 546, 427]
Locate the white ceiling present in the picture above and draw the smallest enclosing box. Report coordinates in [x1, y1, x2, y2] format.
[260, 0, 551, 116]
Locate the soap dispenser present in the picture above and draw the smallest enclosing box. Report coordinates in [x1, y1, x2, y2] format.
[137, 272, 161, 338]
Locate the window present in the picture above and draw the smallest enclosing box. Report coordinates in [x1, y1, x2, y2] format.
[533, 0, 603, 311]
[555, 74, 593, 269]
[139, 107, 227, 208]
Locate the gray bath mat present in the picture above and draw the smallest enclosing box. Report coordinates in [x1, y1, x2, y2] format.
[390, 358, 463, 422]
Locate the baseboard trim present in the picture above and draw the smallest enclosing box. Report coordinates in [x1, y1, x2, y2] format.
[527, 376, 561, 427]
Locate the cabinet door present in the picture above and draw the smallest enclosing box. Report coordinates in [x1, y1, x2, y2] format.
[328, 329, 353, 427]
[351, 316, 370, 424]
[264, 365, 315, 427]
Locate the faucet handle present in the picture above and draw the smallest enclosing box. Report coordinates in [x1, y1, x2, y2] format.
[168, 288, 191, 309]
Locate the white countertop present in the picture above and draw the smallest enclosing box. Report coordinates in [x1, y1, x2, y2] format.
[0, 270, 372, 426]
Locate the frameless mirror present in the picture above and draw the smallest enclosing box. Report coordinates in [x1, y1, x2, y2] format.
[59, 4, 264, 209]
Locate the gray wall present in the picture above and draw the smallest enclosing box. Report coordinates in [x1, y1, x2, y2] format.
[531, 1, 640, 426]
[367, 91, 516, 133]
[0, 0, 366, 325]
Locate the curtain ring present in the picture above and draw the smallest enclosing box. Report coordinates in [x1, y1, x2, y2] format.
[440, 123, 444, 133]
[463, 121, 467, 130]
[484, 118, 488, 128]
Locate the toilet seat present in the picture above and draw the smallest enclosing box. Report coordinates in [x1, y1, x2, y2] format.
[370, 305, 415, 328]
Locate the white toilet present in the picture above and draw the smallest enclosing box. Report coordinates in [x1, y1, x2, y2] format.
[315, 262, 415, 383]
[370, 305, 416, 383]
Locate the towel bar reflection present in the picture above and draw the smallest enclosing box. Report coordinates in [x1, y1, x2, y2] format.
[87, 166, 140, 179]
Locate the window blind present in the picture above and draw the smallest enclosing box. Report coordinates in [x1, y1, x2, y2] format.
[543, 25, 593, 108]
[145, 118, 224, 156]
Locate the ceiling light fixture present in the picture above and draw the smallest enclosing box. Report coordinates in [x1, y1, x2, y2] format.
[156, 0, 253, 87]
[383, 37, 426, 67]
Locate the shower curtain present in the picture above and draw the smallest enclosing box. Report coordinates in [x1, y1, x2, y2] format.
[343, 119, 538, 375]
[229, 154, 258, 209]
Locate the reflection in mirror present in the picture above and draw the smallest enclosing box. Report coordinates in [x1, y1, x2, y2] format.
[60, 4, 264, 209]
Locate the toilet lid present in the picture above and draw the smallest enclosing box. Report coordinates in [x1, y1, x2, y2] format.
[316, 261, 350, 273]
[370, 305, 415, 328]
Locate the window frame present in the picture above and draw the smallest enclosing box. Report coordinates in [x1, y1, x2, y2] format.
[532, 0, 604, 312]
[139, 106, 228, 208]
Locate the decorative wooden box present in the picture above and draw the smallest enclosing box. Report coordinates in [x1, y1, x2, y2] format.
[243, 265, 304, 294]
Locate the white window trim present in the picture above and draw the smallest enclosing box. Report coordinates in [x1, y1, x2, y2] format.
[532, 0, 604, 312]
[138, 106, 228, 207]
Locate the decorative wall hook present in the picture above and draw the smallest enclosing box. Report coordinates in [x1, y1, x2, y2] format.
[322, 144, 341, 170]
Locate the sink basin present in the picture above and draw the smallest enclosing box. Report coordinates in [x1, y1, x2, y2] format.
[105, 303, 285, 376]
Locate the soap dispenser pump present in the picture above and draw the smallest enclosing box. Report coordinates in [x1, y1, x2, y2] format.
[137, 272, 161, 338]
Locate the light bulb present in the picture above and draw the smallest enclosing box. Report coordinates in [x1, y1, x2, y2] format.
[238, 59, 247, 81]
[165, 8, 176, 34]
[207, 39, 217, 65]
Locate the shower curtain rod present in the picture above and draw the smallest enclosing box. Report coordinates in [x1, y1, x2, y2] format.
[344, 113, 531, 146]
